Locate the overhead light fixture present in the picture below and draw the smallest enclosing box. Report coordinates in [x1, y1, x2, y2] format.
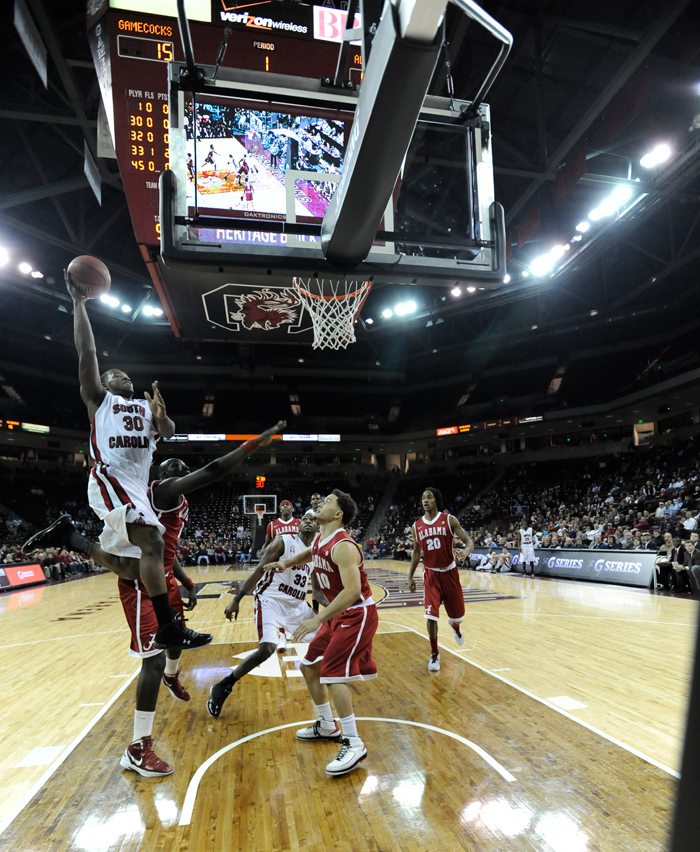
[100, 294, 120, 308]
[0, 248, 8, 266]
[382, 308, 393, 318]
[153, 308, 163, 317]
[590, 309, 598, 316]
[530, 255, 555, 276]
[298, 358, 304, 363]
[467, 286, 476, 293]
[597, 196, 617, 217]
[394, 300, 416, 316]
[575, 221, 590, 233]
[521, 271, 529, 278]
[19, 262, 32, 274]
[640, 143, 671, 169]
[571, 234, 582, 242]
[612, 184, 633, 203]
[121, 304, 132, 313]
[143, 305, 154, 316]
[30, 270, 44, 278]
[451, 287, 461, 297]
[365, 317, 374, 325]
[550, 245, 569, 259]
[503, 274, 511, 283]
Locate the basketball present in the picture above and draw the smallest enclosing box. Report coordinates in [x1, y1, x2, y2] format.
[66, 255, 111, 299]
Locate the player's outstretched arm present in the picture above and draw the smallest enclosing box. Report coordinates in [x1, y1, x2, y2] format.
[153, 420, 286, 508]
[267, 544, 312, 573]
[66, 270, 104, 414]
[450, 515, 474, 555]
[225, 538, 284, 621]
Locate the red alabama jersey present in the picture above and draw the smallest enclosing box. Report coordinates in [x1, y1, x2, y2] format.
[149, 481, 188, 573]
[312, 528, 372, 607]
[414, 511, 455, 571]
[266, 517, 300, 539]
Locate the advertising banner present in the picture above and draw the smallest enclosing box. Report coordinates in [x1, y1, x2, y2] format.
[467, 547, 654, 588]
[2, 563, 47, 588]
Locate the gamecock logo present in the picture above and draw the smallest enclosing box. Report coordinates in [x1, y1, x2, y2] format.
[227, 288, 299, 331]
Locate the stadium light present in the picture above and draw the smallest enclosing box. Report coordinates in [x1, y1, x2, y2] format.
[575, 221, 590, 232]
[612, 184, 633, 203]
[19, 262, 32, 274]
[550, 245, 569, 259]
[521, 271, 529, 278]
[394, 300, 416, 316]
[121, 304, 132, 313]
[30, 270, 44, 278]
[365, 317, 374, 325]
[143, 305, 154, 316]
[451, 287, 461, 297]
[530, 254, 555, 276]
[153, 308, 163, 317]
[0, 248, 9, 266]
[640, 143, 671, 169]
[100, 294, 120, 308]
[467, 286, 476, 293]
[503, 274, 511, 283]
[382, 308, 393, 318]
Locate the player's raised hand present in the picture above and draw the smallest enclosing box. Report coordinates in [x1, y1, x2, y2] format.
[225, 598, 240, 621]
[258, 420, 286, 447]
[64, 268, 85, 302]
[145, 381, 167, 420]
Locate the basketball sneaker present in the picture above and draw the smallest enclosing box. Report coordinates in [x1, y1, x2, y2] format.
[449, 620, 464, 646]
[428, 652, 441, 671]
[162, 668, 190, 702]
[120, 736, 173, 777]
[325, 737, 367, 776]
[296, 720, 343, 742]
[154, 614, 213, 651]
[21, 515, 75, 555]
[206, 680, 233, 719]
[277, 630, 287, 654]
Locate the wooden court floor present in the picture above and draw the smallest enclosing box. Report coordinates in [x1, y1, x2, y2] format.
[0, 560, 696, 851]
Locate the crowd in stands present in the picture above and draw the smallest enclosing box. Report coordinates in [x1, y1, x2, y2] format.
[2, 436, 699, 592]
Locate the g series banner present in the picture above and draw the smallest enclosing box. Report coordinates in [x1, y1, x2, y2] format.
[0, 563, 47, 589]
[467, 547, 655, 588]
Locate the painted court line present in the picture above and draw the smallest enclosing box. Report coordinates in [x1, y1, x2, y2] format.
[379, 618, 680, 779]
[15, 747, 67, 768]
[179, 717, 515, 826]
[79, 703, 105, 707]
[0, 669, 140, 838]
[547, 696, 588, 711]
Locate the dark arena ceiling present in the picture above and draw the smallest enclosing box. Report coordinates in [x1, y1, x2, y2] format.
[0, 0, 699, 438]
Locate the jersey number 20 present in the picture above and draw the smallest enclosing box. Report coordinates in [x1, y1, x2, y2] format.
[425, 537, 442, 551]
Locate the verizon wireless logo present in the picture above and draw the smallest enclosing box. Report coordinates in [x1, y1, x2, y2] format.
[219, 1, 309, 33]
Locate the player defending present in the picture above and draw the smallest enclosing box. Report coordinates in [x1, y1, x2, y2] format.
[206, 512, 320, 719]
[24, 422, 284, 776]
[57, 272, 209, 650]
[267, 490, 378, 777]
[517, 523, 536, 576]
[408, 487, 474, 672]
[262, 499, 301, 652]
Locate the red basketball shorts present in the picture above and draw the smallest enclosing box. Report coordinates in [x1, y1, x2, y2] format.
[302, 603, 378, 684]
[118, 572, 184, 657]
[423, 566, 465, 622]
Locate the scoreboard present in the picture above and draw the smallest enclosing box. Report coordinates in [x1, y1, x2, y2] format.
[88, 0, 361, 247]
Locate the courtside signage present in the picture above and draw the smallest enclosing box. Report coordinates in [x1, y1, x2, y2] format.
[3, 563, 46, 588]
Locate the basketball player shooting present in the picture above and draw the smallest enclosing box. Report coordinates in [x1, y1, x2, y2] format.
[29, 271, 210, 651]
[408, 487, 474, 672]
[206, 512, 320, 719]
[266, 490, 378, 777]
[24, 421, 285, 777]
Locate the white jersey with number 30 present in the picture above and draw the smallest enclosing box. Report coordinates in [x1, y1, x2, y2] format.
[90, 390, 160, 482]
[254, 534, 312, 604]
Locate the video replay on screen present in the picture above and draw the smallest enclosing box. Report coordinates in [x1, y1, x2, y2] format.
[184, 99, 348, 224]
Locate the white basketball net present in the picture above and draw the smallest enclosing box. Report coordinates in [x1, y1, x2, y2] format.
[293, 278, 372, 350]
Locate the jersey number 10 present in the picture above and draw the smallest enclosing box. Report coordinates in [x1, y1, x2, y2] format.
[316, 573, 331, 590]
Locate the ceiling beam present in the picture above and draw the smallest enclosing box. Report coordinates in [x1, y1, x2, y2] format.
[0, 176, 88, 211]
[0, 107, 96, 126]
[505, 0, 690, 225]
